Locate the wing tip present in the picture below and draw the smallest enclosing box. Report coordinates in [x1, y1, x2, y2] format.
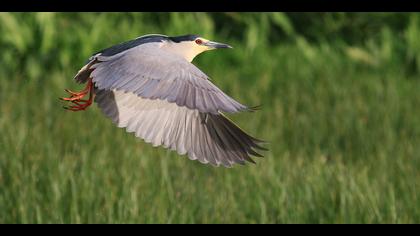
[247, 104, 263, 112]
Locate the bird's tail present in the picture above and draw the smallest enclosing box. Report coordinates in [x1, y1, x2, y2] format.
[74, 59, 97, 84]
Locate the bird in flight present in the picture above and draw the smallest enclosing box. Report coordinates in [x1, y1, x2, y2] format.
[61, 34, 266, 167]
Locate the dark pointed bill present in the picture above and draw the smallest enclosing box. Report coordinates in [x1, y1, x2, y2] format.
[205, 41, 233, 49]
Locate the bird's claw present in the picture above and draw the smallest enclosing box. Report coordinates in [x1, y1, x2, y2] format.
[60, 93, 86, 101]
[64, 88, 88, 96]
[61, 79, 94, 112]
[63, 103, 91, 111]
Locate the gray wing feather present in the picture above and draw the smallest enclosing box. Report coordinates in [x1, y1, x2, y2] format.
[94, 89, 264, 167]
[90, 43, 249, 114]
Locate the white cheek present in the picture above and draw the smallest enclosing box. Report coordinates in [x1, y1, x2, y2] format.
[161, 41, 207, 62]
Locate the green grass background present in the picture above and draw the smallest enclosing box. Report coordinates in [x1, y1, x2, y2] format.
[0, 12, 419, 223]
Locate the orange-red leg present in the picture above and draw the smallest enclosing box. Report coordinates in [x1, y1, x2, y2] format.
[61, 79, 94, 111]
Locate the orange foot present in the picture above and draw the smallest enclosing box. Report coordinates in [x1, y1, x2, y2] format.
[61, 79, 94, 111]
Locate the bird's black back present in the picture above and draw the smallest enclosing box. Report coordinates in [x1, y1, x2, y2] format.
[93, 35, 168, 58]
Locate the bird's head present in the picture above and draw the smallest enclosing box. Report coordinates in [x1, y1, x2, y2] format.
[162, 34, 232, 62]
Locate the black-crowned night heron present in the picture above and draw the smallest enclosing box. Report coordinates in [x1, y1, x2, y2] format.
[61, 34, 266, 167]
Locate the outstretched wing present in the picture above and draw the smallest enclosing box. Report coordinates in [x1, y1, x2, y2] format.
[73, 38, 266, 167]
[84, 42, 251, 114]
[94, 89, 266, 167]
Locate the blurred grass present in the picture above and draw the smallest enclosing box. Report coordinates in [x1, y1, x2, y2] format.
[0, 12, 419, 223]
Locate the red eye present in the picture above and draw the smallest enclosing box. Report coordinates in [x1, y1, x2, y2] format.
[195, 39, 203, 45]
